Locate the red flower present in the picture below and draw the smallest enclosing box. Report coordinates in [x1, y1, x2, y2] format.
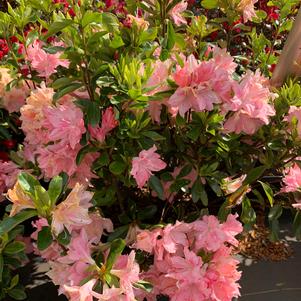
[2, 140, 16, 149]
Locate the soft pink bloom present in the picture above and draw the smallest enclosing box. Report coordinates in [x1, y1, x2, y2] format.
[238, 0, 258, 23]
[282, 163, 301, 193]
[221, 214, 243, 246]
[0, 68, 13, 96]
[43, 103, 86, 149]
[64, 279, 96, 301]
[20, 85, 54, 144]
[221, 174, 247, 195]
[69, 152, 99, 188]
[47, 261, 72, 294]
[51, 183, 93, 234]
[1, 84, 28, 113]
[223, 71, 276, 134]
[285, 106, 301, 137]
[193, 215, 228, 252]
[91, 285, 123, 301]
[73, 213, 113, 243]
[168, 54, 233, 116]
[131, 145, 166, 188]
[134, 229, 158, 254]
[27, 40, 69, 78]
[89, 107, 118, 142]
[0, 160, 20, 200]
[37, 143, 78, 178]
[111, 251, 140, 300]
[59, 229, 94, 265]
[170, 1, 188, 26]
[7, 182, 35, 216]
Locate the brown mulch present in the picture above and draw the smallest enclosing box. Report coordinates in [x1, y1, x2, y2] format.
[238, 224, 293, 261]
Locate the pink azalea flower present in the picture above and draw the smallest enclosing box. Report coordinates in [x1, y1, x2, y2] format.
[27, 40, 69, 78]
[170, 1, 188, 26]
[223, 70, 276, 135]
[51, 183, 93, 234]
[0, 160, 20, 201]
[69, 152, 99, 188]
[131, 145, 166, 188]
[238, 0, 258, 23]
[20, 84, 54, 145]
[221, 174, 247, 195]
[282, 163, 301, 193]
[43, 103, 86, 149]
[169, 54, 233, 116]
[111, 251, 140, 300]
[37, 143, 78, 178]
[221, 214, 243, 246]
[89, 107, 118, 142]
[64, 279, 96, 301]
[7, 182, 35, 216]
[1, 84, 28, 113]
[91, 285, 123, 301]
[192, 215, 228, 252]
[285, 106, 301, 137]
[59, 229, 94, 265]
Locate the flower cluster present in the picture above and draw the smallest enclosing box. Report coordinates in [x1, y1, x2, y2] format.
[134, 214, 243, 301]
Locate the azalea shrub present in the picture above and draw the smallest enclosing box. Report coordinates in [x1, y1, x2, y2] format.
[0, 0, 301, 300]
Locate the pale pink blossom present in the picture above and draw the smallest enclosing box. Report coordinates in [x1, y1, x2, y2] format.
[221, 174, 247, 195]
[89, 107, 118, 142]
[37, 143, 78, 178]
[238, 0, 258, 23]
[224, 71, 276, 134]
[59, 229, 94, 265]
[131, 145, 166, 188]
[7, 182, 35, 216]
[282, 163, 301, 193]
[111, 251, 140, 300]
[69, 152, 99, 188]
[27, 40, 69, 78]
[0, 160, 20, 200]
[51, 183, 93, 234]
[64, 279, 96, 301]
[0, 68, 13, 96]
[20, 85, 54, 144]
[168, 54, 233, 116]
[170, 1, 188, 26]
[1, 84, 28, 113]
[43, 103, 86, 149]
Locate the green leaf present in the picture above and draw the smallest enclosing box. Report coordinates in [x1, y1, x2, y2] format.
[3, 242, 25, 255]
[137, 205, 157, 220]
[57, 226, 71, 246]
[53, 83, 83, 102]
[93, 152, 110, 170]
[8, 288, 27, 300]
[48, 176, 63, 206]
[101, 13, 120, 33]
[191, 179, 208, 206]
[9, 275, 19, 290]
[0, 209, 37, 236]
[76, 100, 101, 126]
[18, 172, 40, 199]
[37, 226, 53, 251]
[241, 197, 256, 226]
[82, 11, 103, 28]
[268, 204, 282, 221]
[133, 280, 153, 293]
[34, 185, 50, 210]
[243, 166, 266, 185]
[109, 35, 124, 49]
[166, 21, 176, 50]
[109, 161, 126, 175]
[107, 225, 129, 242]
[44, 20, 74, 38]
[142, 131, 165, 141]
[106, 239, 126, 271]
[149, 176, 164, 200]
[201, 0, 218, 9]
[258, 181, 273, 207]
[218, 200, 231, 222]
